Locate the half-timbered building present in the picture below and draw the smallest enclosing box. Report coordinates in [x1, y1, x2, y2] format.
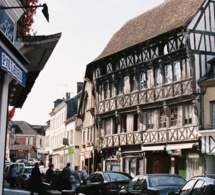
[83, 0, 215, 179]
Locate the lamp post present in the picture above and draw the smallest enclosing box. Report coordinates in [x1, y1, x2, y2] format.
[1, 3, 49, 22]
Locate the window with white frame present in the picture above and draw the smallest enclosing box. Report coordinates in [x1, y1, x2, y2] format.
[95, 68, 101, 78]
[165, 64, 173, 83]
[173, 61, 181, 81]
[211, 102, 215, 128]
[184, 105, 192, 125]
[123, 75, 130, 94]
[155, 68, 162, 86]
[140, 72, 147, 89]
[105, 119, 111, 135]
[170, 107, 178, 126]
[87, 127, 94, 143]
[147, 111, 154, 129]
[25, 137, 33, 145]
[159, 110, 167, 128]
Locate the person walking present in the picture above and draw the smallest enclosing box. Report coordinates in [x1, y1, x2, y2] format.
[45, 163, 54, 184]
[80, 165, 88, 182]
[62, 162, 72, 190]
[30, 162, 42, 195]
[9, 164, 17, 188]
[71, 165, 81, 191]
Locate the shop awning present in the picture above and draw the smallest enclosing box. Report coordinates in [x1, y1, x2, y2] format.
[166, 143, 196, 150]
[142, 145, 165, 151]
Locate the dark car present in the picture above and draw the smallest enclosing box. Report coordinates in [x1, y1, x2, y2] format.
[119, 174, 186, 195]
[168, 174, 215, 195]
[76, 171, 132, 195]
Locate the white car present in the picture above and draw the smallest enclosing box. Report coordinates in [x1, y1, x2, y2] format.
[27, 158, 40, 166]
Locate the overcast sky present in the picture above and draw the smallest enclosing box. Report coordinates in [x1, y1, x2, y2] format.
[12, 0, 164, 125]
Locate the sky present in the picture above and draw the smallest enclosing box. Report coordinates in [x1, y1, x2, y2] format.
[12, 0, 164, 125]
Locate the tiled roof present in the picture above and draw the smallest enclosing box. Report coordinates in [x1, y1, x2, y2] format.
[93, 0, 205, 61]
[12, 121, 37, 135]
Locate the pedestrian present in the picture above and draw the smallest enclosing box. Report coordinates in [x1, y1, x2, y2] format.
[62, 162, 72, 190]
[71, 165, 81, 191]
[30, 162, 42, 195]
[95, 163, 102, 172]
[10, 164, 17, 187]
[80, 165, 88, 182]
[45, 163, 54, 184]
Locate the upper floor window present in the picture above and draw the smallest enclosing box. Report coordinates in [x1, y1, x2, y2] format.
[110, 82, 114, 98]
[121, 115, 127, 133]
[95, 68, 101, 78]
[173, 61, 181, 81]
[159, 110, 167, 128]
[184, 105, 192, 125]
[165, 64, 173, 83]
[105, 119, 111, 135]
[98, 84, 102, 101]
[147, 111, 154, 129]
[117, 78, 123, 95]
[140, 72, 147, 89]
[211, 102, 215, 128]
[107, 63, 112, 74]
[170, 107, 178, 126]
[155, 68, 162, 86]
[104, 82, 109, 99]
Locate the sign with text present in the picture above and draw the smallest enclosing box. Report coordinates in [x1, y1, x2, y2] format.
[0, 47, 26, 86]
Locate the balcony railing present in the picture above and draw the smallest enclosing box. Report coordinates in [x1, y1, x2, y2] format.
[98, 78, 192, 114]
[101, 125, 199, 149]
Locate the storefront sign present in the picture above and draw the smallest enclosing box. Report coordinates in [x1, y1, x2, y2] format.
[0, 7, 15, 42]
[84, 151, 92, 159]
[0, 47, 26, 86]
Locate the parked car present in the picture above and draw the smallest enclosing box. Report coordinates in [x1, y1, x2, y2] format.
[51, 169, 64, 191]
[16, 166, 34, 188]
[27, 158, 40, 166]
[76, 171, 132, 195]
[16, 158, 28, 165]
[119, 174, 186, 195]
[168, 174, 215, 195]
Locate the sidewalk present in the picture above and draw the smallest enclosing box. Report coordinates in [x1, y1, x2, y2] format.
[3, 188, 38, 195]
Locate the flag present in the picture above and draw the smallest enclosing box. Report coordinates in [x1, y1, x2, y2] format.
[8, 107, 16, 122]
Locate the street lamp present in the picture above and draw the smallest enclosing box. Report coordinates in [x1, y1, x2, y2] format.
[1, 3, 49, 22]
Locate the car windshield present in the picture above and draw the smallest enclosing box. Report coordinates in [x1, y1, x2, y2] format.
[25, 168, 33, 173]
[148, 176, 186, 187]
[103, 172, 131, 182]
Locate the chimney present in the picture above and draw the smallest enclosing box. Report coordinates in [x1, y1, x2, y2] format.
[66, 92, 71, 99]
[77, 82, 83, 93]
